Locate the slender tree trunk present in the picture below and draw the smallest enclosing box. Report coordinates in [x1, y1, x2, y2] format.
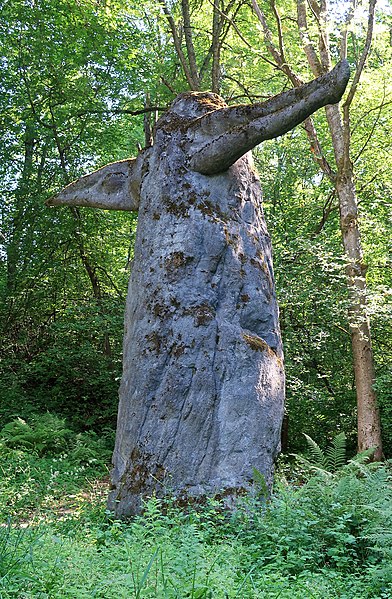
[6, 121, 35, 295]
[70, 205, 112, 358]
[162, 0, 235, 92]
[160, 0, 200, 90]
[338, 176, 382, 457]
[211, 0, 221, 93]
[325, 44, 383, 459]
[181, 0, 200, 89]
[143, 93, 154, 148]
[327, 103, 382, 458]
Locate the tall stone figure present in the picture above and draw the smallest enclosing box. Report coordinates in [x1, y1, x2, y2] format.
[48, 62, 349, 516]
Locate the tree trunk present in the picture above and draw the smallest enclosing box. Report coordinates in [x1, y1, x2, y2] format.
[325, 102, 382, 459]
[338, 177, 383, 459]
[6, 121, 35, 295]
[56, 148, 113, 358]
[211, 0, 221, 93]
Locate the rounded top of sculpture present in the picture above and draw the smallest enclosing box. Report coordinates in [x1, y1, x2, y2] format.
[170, 91, 227, 117]
[155, 91, 228, 135]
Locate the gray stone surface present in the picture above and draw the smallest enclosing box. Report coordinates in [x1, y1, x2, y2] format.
[47, 159, 141, 211]
[109, 110, 285, 514]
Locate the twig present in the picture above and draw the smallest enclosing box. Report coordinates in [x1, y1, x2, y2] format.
[344, 0, 377, 112]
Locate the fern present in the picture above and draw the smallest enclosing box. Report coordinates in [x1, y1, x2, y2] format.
[324, 432, 347, 472]
[297, 432, 347, 475]
[302, 434, 327, 469]
[0, 413, 73, 456]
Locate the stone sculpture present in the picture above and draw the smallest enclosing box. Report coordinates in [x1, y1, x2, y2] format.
[48, 61, 350, 515]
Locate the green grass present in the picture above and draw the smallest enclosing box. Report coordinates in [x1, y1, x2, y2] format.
[1, 417, 392, 598]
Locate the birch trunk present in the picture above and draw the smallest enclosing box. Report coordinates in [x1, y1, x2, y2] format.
[326, 105, 382, 459]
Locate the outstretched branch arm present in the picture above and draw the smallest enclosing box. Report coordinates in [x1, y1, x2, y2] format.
[190, 60, 350, 175]
[46, 159, 141, 211]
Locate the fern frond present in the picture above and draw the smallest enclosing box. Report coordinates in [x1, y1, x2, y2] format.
[349, 448, 375, 464]
[345, 459, 371, 478]
[290, 453, 333, 478]
[325, 432, 346, 472]
[303, 433, 326, 469]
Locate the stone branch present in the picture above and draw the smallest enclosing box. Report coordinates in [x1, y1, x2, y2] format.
[46, 158, 142, 211]
[190, 60, 350, 175]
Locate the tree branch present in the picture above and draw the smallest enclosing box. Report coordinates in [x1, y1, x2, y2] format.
[251, 0, 286, 71]
[318, 0, 331, 71]
[211, 0, 221, 93]
[199, 0, 240, 85]
[297, 0, 323, 76]
[160, 0, 197, 89]
[307, 0, 321, 21]
[344, 0, 377, 111]
[353, 89, 386, 164]
[181, 0, 200, 89]
[339, 0, 355, 59]
[208, 0, 279, 70]
[311, 189, 337, 236]
[339, 0, 377, 171]
[270, 0, 286, 64]
[95, 265, 125, 300]
[253, 0, 335, 181]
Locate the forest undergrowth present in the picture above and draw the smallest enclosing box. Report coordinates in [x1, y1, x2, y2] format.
[1, 414, 392, 598]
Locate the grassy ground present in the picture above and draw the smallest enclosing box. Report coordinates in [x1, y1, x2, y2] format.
[1, 417, 392, 598]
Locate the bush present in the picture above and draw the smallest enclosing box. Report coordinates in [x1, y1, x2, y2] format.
[0, 301, 124, 432]
[0, 413, 114, 462]
[253, 463, 392, 574]
[0, 415, 113, 520]
[0, 414, 73, 456]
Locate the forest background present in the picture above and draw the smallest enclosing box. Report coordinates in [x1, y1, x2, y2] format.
[0, 0, 392, 595]
[1, 0, 391, 454]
